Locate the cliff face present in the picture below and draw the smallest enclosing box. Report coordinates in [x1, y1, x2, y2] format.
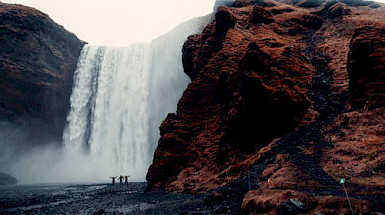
[0, 2, 84, 136]
[348, 26, 385, 109]
[147, 0, 385, 213]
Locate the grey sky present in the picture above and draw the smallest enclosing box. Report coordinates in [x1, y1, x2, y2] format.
[2, 0, 216, 46]
[2, 0, 384, 46]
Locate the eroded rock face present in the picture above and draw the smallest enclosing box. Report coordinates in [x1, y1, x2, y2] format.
[348, 26, 385, 109]
[0, 2, 84, 136]
[217, 41, 311, 158]
[148, 0, 385, 213]
[148, 0, 317, 193]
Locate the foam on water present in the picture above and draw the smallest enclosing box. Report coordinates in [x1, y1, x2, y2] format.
[61, 16, 210, 182]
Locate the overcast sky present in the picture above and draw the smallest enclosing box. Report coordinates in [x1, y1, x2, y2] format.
[2, 0, 384, 46]
[2, 0, 216, 46]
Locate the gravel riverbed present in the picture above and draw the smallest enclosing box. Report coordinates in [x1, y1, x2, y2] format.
[0, 183, 207, 215]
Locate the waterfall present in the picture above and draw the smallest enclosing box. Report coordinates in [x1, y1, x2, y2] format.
[62, 15, 211, 182]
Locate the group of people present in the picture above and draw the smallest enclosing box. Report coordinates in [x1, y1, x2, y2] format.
[110, 175, 130, 185]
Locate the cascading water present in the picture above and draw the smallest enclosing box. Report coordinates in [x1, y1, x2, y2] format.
[63, 44, 151, 180]
[62, 15, 211, 182]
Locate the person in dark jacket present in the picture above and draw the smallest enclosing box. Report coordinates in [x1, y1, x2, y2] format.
[110, 176, 117, 185]
[124, 175, 130, 184]
[119, 175, 124, 184]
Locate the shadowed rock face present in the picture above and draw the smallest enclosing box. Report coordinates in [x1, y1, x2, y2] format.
[148, 0, 385, 213]
[0, 2, 84, 137]
[148, 0, 317, 193]
[348, 26, 385, 109]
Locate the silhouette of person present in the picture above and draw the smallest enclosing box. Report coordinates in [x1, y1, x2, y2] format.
[110, 176, 117, 185]
[124, 175, 130, 184]
[119, 175, 124, 184]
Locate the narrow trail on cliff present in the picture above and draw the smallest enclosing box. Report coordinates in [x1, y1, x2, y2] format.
[199, 22, 339, 215]
[248, 22, 344, 187]
[201, 18, 385, 213]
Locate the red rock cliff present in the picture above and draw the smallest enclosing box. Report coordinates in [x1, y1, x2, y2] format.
[147, 0, 385, 213]
[0, 2, 84, 136]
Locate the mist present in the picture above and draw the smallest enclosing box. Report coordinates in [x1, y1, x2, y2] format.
[0, 120, 140, 184]
[0, 121, 62, 184]
[0, 13, 212, 184]
[0, 0, 230, 185]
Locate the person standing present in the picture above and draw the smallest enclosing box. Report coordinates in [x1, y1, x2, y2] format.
[119, 175, 124, 184]
[124, 175, 130, 185]
[110, 176, 117, 185]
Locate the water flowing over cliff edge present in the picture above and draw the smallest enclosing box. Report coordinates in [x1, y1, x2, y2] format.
[1, 0, 385, 213]
[60, 15, 211, 182]
[0, 0, 211, 182]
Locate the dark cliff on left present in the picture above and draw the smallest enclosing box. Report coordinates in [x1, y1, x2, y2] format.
[0, 2, 84, 178]
[0, 2, 84, 137]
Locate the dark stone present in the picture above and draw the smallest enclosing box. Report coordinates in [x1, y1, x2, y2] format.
[0, 2, 84, 138]
[278, 199, 306, 214]
[312, 0, 339, 17]
[93, 209, 105, 215]
[348, 26, 385, 109]
[182, 35, 202, 81]
[217, 42, 310, 155]
[301, 15, 323, 30]
[271, 8, 295, 15]
[215, 7, 236, 36]
[241, 42, 271, 73]
[312, 1, 352, 19]
[329, 3, 351, 18]
[250, 5, 274, 25]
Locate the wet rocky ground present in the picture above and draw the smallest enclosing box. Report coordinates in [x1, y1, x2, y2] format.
[0, 183, 211, 215]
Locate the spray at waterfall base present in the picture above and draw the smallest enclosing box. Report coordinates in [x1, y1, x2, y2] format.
[1, 16, 210, 184]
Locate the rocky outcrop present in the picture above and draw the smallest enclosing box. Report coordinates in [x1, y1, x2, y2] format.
[147, 0, 385, 213]
[348, 26, 385, 109]
[0, 2, 84, 136]
[148, 2, 317, 193]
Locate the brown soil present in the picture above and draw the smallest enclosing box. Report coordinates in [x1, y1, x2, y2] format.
[146, 0, 385, 213]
